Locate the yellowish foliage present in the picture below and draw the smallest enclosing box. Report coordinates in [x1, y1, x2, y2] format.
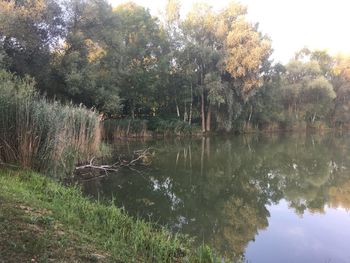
[165, 0, 181, 24]
[333, 54, 350, 81]
[0, 0, 46, 20]
[224, 19, 271, 93]
[183, 1, 271, 100]
[85, 39, 106, 62]
[183, 3, 217, 39]
[113, 2, 138, 13]
[329, 180, 350, 210]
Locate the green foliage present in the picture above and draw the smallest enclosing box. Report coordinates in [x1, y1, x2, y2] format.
[0, 0, 64, 91]
[113, 2, 169, 118]
[239, 49, 339, 132]
[103, 118, 200, 139]
[51, 0, 121, 115]
[148, 118, 200, 136]
[0, 0, 348, 133]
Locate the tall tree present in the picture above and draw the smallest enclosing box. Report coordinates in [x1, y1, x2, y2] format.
[181, 2, 271, 132]
[113, 3, 168, 118]
[214, 3, 271, 132]
[332, 54, 350, 126]
[52, 0, 121, 115]
[0, 0, 64, 91]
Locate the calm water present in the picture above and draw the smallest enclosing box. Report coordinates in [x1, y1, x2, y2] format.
[82, 134, 350, 262]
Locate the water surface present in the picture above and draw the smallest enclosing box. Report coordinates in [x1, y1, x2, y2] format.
[82, 134, 350, 262]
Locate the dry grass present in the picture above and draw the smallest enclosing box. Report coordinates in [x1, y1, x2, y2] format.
[0, 70, 102, 177]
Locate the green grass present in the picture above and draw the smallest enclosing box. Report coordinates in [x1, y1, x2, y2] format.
[0, 169, 225, 263]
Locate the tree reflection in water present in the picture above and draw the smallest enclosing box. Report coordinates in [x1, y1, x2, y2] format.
[81, 133, 350, 260]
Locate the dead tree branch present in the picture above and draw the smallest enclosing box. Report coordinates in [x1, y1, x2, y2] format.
[75, 148, 153, 173]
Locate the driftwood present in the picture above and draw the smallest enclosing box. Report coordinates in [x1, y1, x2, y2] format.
[75, 148, 153, 174]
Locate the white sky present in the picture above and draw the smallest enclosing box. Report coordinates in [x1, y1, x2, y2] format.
[108, 0, 350, 63]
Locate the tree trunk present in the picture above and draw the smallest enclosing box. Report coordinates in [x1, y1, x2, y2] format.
[175, 98, 180, 118]
[248, 105, 253, 123]
[130, 99, 135, 119]
[131, 107, 135, 120]
[200, 137, 205, 176]
[206, 104, 211, 132]
[201, 91, 206, 133]
[189, 82, 193, 125]
[312, 112, 316, 123]
[205, 137, 210, 158]
[126, 120, 131, 137]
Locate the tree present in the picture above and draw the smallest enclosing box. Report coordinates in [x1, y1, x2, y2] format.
[52, 0, 121, 115]
[280, 54, 335, 126]
[301, 76, 335, 124]
[239, 63, 286, 131]
[0, 0, 64, 91]
[113, 3, 168, 118]
[180, 2, 271, 132]
[211, 3, 271, 132]
[181, 3, 219, 132]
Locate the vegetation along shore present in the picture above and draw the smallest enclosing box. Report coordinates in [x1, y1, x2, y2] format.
[0, 0, 350, 262]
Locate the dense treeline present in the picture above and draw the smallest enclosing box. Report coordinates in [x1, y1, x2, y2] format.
[239, 49, 350, 132]
[0, 0, 349, 133]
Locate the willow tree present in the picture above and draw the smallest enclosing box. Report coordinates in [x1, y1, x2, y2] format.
[280, 52, 335, 126]
[181, 3, 218, 132]
[332, 54, 350, 126]
[181, 2, 271, 132]
[214, 3, 272, 132]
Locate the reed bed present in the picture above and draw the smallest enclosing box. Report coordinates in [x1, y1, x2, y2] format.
[104, 118, 201, 140]
[104, 118, 150, 139]
[0, 70, 101, 177]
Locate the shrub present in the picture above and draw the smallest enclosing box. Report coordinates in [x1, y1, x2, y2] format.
[148, 118, 200, 136]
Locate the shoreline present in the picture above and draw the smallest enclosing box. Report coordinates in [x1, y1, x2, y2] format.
[0, 169, 225, 263]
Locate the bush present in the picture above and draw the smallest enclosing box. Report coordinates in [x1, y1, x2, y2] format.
[148, 118, 200, 136]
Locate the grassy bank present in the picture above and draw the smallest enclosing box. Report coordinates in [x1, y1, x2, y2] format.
[0, 169, 224, 263]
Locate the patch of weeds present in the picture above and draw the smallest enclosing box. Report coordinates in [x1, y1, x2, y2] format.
[30, 215, 55, 226]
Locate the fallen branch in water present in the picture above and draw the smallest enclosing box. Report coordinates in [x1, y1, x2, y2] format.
[75, 157, 120, 172]
[75, 148, 153, 173]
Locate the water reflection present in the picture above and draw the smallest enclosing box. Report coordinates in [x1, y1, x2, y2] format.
[81, 134, 350, 261]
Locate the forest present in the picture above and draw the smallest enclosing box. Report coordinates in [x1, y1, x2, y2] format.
[1, 0, 349, 134]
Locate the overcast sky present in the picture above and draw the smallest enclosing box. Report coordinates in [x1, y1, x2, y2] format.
[108, 0, 350, 63]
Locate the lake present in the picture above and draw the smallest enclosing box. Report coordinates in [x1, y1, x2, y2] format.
[81, 133, 350, 262]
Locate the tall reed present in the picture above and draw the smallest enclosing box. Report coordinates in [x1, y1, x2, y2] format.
[0, 70, 101, 177]
[103, 118, 201, 140]
[104, 118, 149, 139]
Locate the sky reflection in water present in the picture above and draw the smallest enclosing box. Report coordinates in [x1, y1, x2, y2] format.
[82, 134, 350, 262]
[246, 201, 350, 263]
